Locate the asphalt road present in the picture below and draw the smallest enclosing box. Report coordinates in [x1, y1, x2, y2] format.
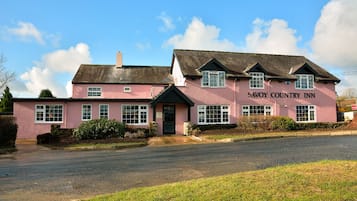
[0, 136, 356, 201]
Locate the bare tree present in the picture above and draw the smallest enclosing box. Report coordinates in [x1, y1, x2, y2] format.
[0, 54, 15, 90]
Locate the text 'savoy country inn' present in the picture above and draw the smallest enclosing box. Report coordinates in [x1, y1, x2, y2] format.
[13, 49, 340, 141]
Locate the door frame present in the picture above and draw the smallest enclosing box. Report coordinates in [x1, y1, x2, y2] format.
[163, 104, 176, 135]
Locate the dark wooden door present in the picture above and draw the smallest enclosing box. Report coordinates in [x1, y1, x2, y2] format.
[163, 105, 175, 134]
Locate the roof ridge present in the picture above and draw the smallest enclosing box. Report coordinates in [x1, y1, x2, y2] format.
[174, 49, 304, 57]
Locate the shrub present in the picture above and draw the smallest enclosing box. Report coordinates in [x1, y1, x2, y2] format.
[192, 124, 237, 131]
[37, 125, 74, 144]
[270, 116, 297, 131]
[238, 116, 278, 131]
[73, 119, 125, 140]
[37, 133, 59, 144]
[296, 122, 345, 130]
[0, 116, 17, 147]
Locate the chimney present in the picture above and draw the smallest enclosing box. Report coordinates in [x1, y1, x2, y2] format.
[116, 51, 123, 67]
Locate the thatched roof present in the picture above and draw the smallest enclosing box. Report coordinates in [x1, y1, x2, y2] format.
[173, 49, 340, 82]
[72, 65, 173, 84]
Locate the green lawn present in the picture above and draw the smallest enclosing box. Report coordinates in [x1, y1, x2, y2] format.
[202, 130, 351, 142]
[85, 160, 357, 201]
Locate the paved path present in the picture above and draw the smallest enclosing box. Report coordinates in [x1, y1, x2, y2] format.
[0, 136, 356, 201]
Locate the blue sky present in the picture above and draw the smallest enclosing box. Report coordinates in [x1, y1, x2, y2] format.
[1, 0, 356, 97]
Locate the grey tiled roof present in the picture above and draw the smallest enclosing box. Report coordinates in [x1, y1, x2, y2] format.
[173, 49, 340, 82]
[72, 65, 173, 84]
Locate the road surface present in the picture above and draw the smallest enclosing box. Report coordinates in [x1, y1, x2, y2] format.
[0, 136, 356, 201]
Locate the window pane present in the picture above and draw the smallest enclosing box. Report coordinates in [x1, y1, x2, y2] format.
[296, 75, 314, 89]
[122, 105, 147, 125]
[99, 104, 109, 119]
[249, 72, 264, 89]
[35, 104, 63, 123]
[219, 72, 225, 87]
[209, 73, 218, 87]
[197, 105, 229, 124]
[202, 72, 209, 86]
[82, 105, 92, 120]
[88, 87, 101, 97]
[202, 71, 225, 88]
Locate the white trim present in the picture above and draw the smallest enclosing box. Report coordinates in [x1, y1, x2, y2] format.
[197, 105, 230, 125]
[34, 104, 64, 123]
[121, 104, 148, 125]
[201, 71, 226, 88]
[295, 74, 314, 90]
[249, 72, 265, 89]
[81, 104, 92, 121]
[87, 87, 102, 97]
[99, 104, 109, 119]
[242, 105, 272, 116]
[296, 105, 316, 122]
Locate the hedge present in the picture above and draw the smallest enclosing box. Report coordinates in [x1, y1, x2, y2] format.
[0, 116, 17, 147]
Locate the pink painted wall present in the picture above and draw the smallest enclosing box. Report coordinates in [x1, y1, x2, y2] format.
[179, 78, 337, 124]
[72, 84, 166, 99]
[14, 101, 67, 140]
[178, 78, 236, 124]
[14, 78, 337, 140]
[14, 101, 155, 140]
[152, 103, 188, 135]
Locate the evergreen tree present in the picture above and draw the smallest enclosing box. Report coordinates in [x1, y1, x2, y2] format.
[39, 89, 56, 98]
[0, 86, 13, 112]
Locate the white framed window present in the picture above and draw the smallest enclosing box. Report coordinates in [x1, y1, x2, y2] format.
[122, 105, 148, 125]
[35, 104, 63, 123]
[296, 105, 316, 122]
[201, 71, 225, 88]
[82, 104, 92, 121]
[295, 74, 314, 89]
[249, 72, 264, 89]
[197, 105, 229, 124]
[124, 86, 131, 93]
[99, 104, 109, 119]
[87, 87, 102, 97]
[242, 105, 272, 116]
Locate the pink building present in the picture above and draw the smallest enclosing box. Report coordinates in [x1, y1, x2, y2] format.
[14, 49, 340, 141]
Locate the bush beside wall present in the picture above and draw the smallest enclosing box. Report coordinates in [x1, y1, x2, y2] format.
[73, 119, 125, 140]
[0, 116, 17, 147]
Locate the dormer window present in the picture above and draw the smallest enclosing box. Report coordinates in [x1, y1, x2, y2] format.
[295, 74, 314, 89]
[202, 71, 225, 88]
[87, 87, 102, 97]
[249, 72, 264, 89]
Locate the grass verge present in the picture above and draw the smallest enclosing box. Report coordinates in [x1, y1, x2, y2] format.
[50, 141, 147, 151]
[85, 160, 357, 201]
[202, 130, 357, 142]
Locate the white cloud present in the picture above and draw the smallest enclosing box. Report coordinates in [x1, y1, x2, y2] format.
[310, 0, 357, 95]
[311, 0, 357, 68]
[245, 18, 303, 55]
[41, 43, 91, 74]
[158, 12, 175, 32]
[20, 67, 65, 97]
[165, 17, 237, 51]
[8, 21, 45, 45]
[19, 43, 92, 97]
